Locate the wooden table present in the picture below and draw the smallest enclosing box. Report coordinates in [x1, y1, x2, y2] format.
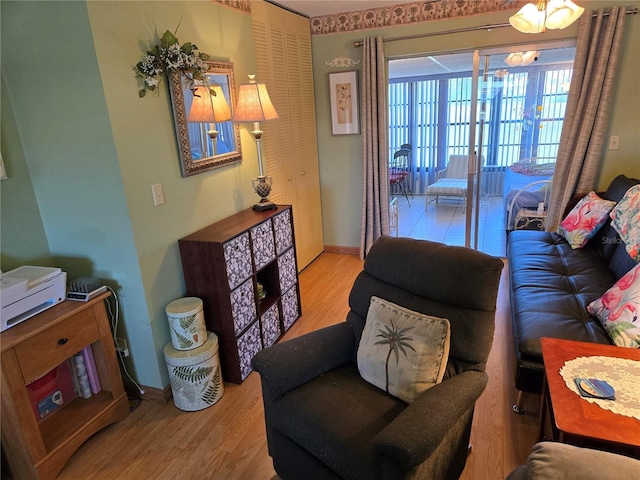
[539, 337, 640, 458]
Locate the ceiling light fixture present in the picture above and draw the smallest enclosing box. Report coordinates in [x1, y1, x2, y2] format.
[509, 0, 584, 34]
[505, 51, 540, 67]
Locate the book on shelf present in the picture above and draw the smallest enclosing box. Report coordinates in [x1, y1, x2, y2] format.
[68, 357, 81, 396]
[82, 345, 102, 394]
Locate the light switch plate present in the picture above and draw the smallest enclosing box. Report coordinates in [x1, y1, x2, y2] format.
[609, 135, 620, 150]
[151, 183, 165, 206]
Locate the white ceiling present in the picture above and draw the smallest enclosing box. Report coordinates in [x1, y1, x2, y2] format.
[388, 46, 576, 79]
[271, 0, 405, 17]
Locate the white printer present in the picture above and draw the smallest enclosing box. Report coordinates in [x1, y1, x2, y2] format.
[0, 266, 67, 332]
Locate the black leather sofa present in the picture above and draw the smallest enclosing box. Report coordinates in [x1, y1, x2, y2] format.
[507, 175, 639, 412]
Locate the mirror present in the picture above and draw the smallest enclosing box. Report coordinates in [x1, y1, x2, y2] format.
[168, 61, 242, 177]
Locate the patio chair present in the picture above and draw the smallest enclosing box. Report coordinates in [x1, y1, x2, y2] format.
[390, 148, 412, 206]
[425, 155, 469, 208]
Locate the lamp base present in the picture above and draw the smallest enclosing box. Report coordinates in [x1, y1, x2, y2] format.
[252, 201, 277, 211]
[252, 175, 277, 211]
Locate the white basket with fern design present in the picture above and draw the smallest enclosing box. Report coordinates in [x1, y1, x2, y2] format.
[165, 297, 207, 350]
[164, 332, 224, 411]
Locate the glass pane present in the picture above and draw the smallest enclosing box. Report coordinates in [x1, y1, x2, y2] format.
[388, 44, 575, 257]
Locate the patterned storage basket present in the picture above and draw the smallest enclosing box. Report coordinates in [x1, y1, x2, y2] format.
[164, 332, 224, 411]
[165, 297, 207, 350]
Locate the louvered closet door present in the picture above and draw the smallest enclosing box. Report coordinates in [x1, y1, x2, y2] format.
[285, 16, 324, 269]
[251, 1, 324, 270]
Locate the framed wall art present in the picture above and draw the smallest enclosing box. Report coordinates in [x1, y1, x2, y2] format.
[329, 71, 360, 135]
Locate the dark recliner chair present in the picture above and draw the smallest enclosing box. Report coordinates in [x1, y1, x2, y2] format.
[252, 236, 504, 480]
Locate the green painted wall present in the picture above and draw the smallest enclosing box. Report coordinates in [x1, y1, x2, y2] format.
[597, 1, 640, 187]
[2, 1, 258, 391]
[312, 3, 640, 248]
[85, 0, 258, 389]
[2, 0, 154, 384]
[1, 78, 53, 271]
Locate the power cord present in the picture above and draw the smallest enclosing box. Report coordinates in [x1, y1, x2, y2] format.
[104, 286, 145, 396]
[128, 396, 143, 413]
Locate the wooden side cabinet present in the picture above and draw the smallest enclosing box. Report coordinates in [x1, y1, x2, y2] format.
[1, 292, 129, 480]
[178, 205, 301, 384]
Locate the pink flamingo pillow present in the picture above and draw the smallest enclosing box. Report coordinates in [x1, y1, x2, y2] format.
[558, 191, 616, 249]
[609, 184, 640, 262]
[588, 263, 640, 348]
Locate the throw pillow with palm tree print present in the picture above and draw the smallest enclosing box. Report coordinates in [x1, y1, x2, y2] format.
[357, 296, 450, 403]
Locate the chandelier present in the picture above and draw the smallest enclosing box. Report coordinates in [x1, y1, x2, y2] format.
[509, 0, 584, 34]
[505, 51, 540, 67]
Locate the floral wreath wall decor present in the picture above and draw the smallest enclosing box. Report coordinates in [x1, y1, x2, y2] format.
[134, 29, 210, 97]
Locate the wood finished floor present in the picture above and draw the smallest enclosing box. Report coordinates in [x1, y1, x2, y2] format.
[53, 251, 539, 480]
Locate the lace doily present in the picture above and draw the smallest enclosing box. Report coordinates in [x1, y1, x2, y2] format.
[560, 356, 640, 420]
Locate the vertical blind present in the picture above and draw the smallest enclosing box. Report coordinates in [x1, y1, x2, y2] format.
[389, 63, 572, 195]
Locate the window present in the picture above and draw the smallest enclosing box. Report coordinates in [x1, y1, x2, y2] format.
[389, 53, 573, 195]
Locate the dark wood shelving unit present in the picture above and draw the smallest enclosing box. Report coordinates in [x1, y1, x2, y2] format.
[178, 205, 301, 383]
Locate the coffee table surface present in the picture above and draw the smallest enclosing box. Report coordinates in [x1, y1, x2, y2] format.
[540, 337, 640, 448]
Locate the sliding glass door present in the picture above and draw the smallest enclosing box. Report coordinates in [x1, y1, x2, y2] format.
[388, 42, 574, 255]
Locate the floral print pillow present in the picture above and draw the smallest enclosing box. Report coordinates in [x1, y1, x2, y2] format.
[558, 192, 616, 249]
[588, 263, 640, 348]
[609, 184, 640, 262]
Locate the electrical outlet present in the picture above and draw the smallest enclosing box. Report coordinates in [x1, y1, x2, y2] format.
[151, 183, 165, 206]
[115, 337, 129, 357]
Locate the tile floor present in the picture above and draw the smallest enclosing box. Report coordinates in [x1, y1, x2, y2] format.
[394, 193, 508, 258]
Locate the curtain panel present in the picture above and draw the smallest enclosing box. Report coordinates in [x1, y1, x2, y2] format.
[546, 6, 627, 230]
[360, 36, 390, 259]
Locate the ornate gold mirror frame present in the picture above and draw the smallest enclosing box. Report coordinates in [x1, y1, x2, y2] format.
[168, 61, 242, 176]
